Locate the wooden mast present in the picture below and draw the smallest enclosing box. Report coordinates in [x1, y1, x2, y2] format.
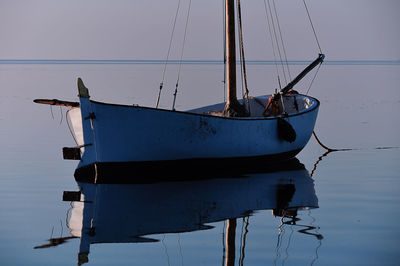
[224, 0, 247, 117]
[223, 2, 239, 256]
[225, 0, 237, 110]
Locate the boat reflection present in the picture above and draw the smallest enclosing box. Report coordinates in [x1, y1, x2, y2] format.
[36, 158, 321, 265]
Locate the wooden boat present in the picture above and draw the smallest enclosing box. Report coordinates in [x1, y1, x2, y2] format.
[34, 0, 324, 182]
[69, 85, 320, 182]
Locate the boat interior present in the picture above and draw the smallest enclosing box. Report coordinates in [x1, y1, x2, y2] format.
[187, 94, 315, 118]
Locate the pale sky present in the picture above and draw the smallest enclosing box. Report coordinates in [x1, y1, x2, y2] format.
[0, 0, 399, 61]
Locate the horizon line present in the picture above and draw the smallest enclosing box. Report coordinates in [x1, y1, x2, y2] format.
[1, 59, 399, 66]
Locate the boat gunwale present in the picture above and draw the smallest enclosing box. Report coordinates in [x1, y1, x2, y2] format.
[87, 94, 320, 121]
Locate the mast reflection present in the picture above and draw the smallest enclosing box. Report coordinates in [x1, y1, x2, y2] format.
[37, 158, 321, 265]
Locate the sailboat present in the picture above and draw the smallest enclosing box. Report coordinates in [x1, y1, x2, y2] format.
[34, 0, 324, 183]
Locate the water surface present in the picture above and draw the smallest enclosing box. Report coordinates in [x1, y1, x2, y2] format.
[0, 63, 399, 265]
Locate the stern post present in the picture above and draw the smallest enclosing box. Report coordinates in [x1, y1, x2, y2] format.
[76, 78, 98, 181]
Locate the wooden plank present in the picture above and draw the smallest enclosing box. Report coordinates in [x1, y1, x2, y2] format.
[33, 98, 80, 107]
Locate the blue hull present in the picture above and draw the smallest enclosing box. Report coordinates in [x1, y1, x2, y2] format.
[72, 93, 319, 182]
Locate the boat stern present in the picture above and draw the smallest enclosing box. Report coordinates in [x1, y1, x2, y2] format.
[76, 78, 99, 169]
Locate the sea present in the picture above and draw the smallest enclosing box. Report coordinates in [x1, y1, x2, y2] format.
[0, 61, 399, 265]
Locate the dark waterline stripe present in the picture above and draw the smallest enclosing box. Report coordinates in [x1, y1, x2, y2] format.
[0, 59, 399, 66]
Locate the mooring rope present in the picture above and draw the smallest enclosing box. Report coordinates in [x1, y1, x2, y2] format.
[310, 141, 399, 178]
[312, 131, 354, 152]
[310, 150, 330, 177]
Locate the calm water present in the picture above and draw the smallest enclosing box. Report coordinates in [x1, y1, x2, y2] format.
[0, 63, 399, 265]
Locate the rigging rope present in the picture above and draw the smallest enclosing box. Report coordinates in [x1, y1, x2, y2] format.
[235, 0, 244, 99]
[222, 0, 227, 103]
[265, 0, 288, 85]
[271, 0, 291, 80]
[305, 61, 322, 95]
[172, 0, 192, 110]
[301, 0, 324, 96]
[59, 106, 63, 125]
[49, 105, 54, 119]
[302, 0, 323, 54]
[66, 108, 79, 146]
[297, 2, 350, 160]
[263, 0, 281, 89]
[237, 0, 251, 113]
[156, 0, 182, 108]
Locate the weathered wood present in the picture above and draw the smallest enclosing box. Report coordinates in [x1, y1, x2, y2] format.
[78, 77, 90, 98]
[33, 98, 79, 107]
[225, 0, 236, 106]
[281, 53, 325, 94]
[223, 0, 247, 117]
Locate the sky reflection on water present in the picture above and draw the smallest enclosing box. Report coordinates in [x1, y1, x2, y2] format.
[0, 61, 399, 265]
[1, 0, 399, 264]
[49, 162, 317, 265]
